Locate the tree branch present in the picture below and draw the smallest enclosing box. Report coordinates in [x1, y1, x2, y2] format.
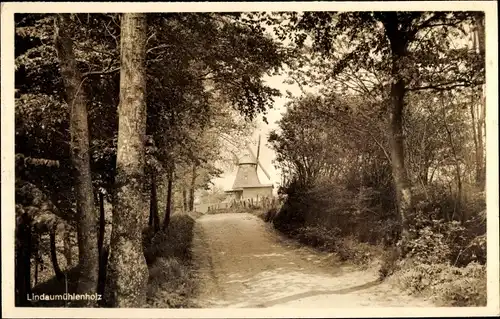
[408, 81, 482, 92]
[82, 67, 120, 77]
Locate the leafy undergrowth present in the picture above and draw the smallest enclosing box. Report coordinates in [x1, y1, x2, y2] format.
[286, 226, 383, 267]
[388, 260, 486, 306]
[258, 209, 383, 268]
[143, 213, 199, 308]
[380, 215, 487, 307]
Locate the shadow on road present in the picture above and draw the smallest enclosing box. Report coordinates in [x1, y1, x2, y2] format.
[251, 279, 382, 308]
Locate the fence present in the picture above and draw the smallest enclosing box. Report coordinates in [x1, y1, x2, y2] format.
[207, 196, 281, 214]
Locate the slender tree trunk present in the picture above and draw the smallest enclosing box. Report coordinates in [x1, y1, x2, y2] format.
[473, 13, 486, 191]
[182, 187, 188, 212]
[50, 226, 65, 281]
[389, 78, 412, 248]
[189, 163, 197, 211]
[33, 233, 40, 286]
[476, 102, 485, 190]
[470, 103, 480, 182]
[98, 192, 105, 259]
[474, 12, 485, 56]
[34, 254, 39, 286]
[15, 213, 32, 306]
[97, 192, 108, 306]
[148, 180, 154, 226]
[442, 100, 464, 222]
[97, 191, 108, 300]
[54, 14, 98, 299]
[63, 225, 72, 268]
[149, 173, 160, 231]
[97, 245, 109, 305]
[105, 13, 149, 307]
[163, 169, 173, 230]
[383, 15, 412, 253]
[94, 188, 99, 207]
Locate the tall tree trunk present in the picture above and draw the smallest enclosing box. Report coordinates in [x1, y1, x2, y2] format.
[476, 99, 485, 190]
[182, 187, 188, 212]
[473, 12, 486, 190]
[470, 103, 480, 182]
[98, 192, 105, 259]
[389, 78, 412, 251]
[163, 169, 173, 230]
[15, 213, 32, 306]
[54, 14, 98, 299]
[105, 13, 149, 307]
[441, 98, 464, 222]
[49, 226, 65, 281]
[97, 192, 107, 301]
[474, 12, 485, 56]
[34, 253, 39, 286]
[63, 225, 72, 269]
[148, 180, 154, 226]
[383, 15, 412, 253]
[149, 173, 160, 231]
[33, 233, 40, 286]
[97, 245, 109, 306]
[189, 163, 197, 211]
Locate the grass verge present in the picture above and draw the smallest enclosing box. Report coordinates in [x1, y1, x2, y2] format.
[143, 213, 198, 308]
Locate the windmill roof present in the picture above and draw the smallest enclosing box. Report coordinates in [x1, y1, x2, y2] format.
[238, 153, 256, 164]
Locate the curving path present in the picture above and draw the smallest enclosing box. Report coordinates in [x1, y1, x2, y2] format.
[191, 213, 434, 308]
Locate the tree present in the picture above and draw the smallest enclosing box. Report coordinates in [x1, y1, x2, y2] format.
[14, 12, 285, 306]
[54, 13, 99, 300]
[276, 11, 482, 251]
[105, 13, 149, 307]
[163, 166, 174, 230]
[471, 12, 486, 190]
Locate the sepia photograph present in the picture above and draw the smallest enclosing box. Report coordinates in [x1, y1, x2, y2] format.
[1, 1, 499, 318]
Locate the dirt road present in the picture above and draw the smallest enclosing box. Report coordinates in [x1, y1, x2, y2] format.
[192, 213, 434, 308]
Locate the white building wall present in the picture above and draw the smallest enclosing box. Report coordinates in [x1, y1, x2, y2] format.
[242, 187, 273, 200]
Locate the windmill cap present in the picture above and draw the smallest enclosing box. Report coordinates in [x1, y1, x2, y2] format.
[238, 153, 257, 165]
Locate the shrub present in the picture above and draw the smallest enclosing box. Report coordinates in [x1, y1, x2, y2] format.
[403, 209, 486, 267]
[146, 257, 198, 308]
[405, 225, 451, 264]
[143, 214, 195, 265]
[394, 261, 486, 306]
[143, 213, 198, 308]
[438, 262, 486, 306]
[378, 247, 401, 279]
[452, 234, 486, 266]
[335, 236, 379, 266]
[293, 225, 340, 250]
[286, 225, 379, 266]
[397, 262, 451, 294]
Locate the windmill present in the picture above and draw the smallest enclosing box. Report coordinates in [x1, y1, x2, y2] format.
[225, 134, 273, 200]
[247, 135, 271, 182]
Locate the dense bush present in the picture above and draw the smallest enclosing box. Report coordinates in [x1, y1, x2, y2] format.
[272, 181, 308, 233]
[270, 168, 487, 307]
[396, 261, 486, 306]
[146, 257, 198, 308]
[272, 224, 380, 266]
[404, 204, 486, 267]
[143, 214, 195, 265]
[270, 153, 403, 244]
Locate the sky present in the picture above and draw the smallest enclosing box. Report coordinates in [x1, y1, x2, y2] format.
[212, 73, 304, 192]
